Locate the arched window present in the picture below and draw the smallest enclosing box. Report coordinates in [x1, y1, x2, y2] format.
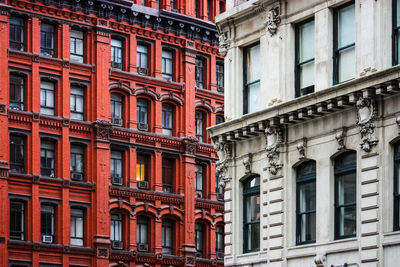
[162, 218, 174, 254]
[216, 225, 224, 259]
[162, 103, 173, 135]
[334, 151, 356, 239]
[296, 161, 316, 245]
[111, 213, 123, 249]
[394, 142, 400, 231]
[243, 175, 260, 253]
[137, 215, 149, 252]
[110, 93, 123, 126]
[195, 222, 205, 258]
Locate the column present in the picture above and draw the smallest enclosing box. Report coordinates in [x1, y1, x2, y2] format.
[209, 55, 217, 91]
[182, 47, 196, 136]
[129, 34, 137, 73]
[154, 40, 163, 78]
[154, 151, 163, 191]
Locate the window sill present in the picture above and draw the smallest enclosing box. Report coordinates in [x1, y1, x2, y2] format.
[382, 231, 400, 247]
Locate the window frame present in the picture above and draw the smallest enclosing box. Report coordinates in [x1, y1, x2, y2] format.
[394, 142, 400, 231]
[334, 151, 357, 240]
[295, 18, 315, 97]
[137, 215, 149, 246]
[243, 175, 260, 253]
[10, 200, 25, 240]
[195, 222, 204, 258]
[162, 49, 174, 81]
[9, 74, 25, 111]
[110, 213, 123, 247]
[162, 158, 174, 193]
[137, 98, 149, 130]
[40, 140, 56, 178]
[110, 93, 123, 126]
[70, 29, 85, 63]
[40, 23, 56, 57]
[195, 110, 204, 142]
[111, 38, 123, 70]
[295, 161, 316, 245]
[40, 80, 56, 116]
[70, 208, 84, 246]
[216, 62, 224, 93]
[243, 42, 261, 115]
[195, 57, 205, 89]
[162, 103, 173, 136]
[70, 145, 85, 181]
[41, 204, 55, 243]
[137, 43, 149, 75]
[333, 1, 356, 85]
[216, 225, 224, 258]
[110, 150, 123, 184]
[136, 154, 148, 182]
[195, 164, 204, 198]
[70, 85, 85, 121]
[10, 134, 25, 173]
[9, 16, 25, 51]
[394, 0, 400, 65]
[162, 219, 174, 254]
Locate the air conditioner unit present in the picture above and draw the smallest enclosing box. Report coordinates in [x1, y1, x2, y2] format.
[111, 240, 123, 250]
[112, 62, 122, 70]
[111, 117, 123, 126]
[137, 243, 148, 252]
[137, 122, 148, 131]
[137, 180, 148, 190]
[217, 193, 224, 201]
[42, 235, 53, 243]
[71, 172, 83, 181]
[112, 176, 123, 185]
[137, 67, 148, 75]
[217, 252, 224, 259]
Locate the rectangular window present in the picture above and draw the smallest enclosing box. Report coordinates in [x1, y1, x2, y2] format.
[207, 0, 212, 19]
[216, 115, 224, 125]
[296, 19, 315, 97]
[40, 81, 55, 116]
[216, 225, 224, 259]
[111, 38, 123, 69]
[41, 23, 55, 57]
[243, 176, 260, 253]
[394, 143, 400, 230]
[296, 162, 316, 245]
[195, 223, 204, 257]
[111, 150, 123, 185]
[70, 30, 84, 63]
[195, 58, 204, 88]
[137, 216, 149, 251]
[162, 49, 173, 81]
[162, 219, 173, 254]
[10, 16, 24, 51]
[41, 205, 55, 243]
[10, 135, 25, 173]
[162, 104, 173, 136]
[244, 43, 260, 114]
[10, 201, 25, 240]
[195, 164, 204, 198]
[137, 44, 149, 75]
[137, 98, 148, 131]
[110, 213, 123, 249]
[195, 111, 204, 142]
[70, 145, 84, 181]
[334, 2, 355, 84]
[335, 152, 357, 239]
[394, 0, 400, 65]
[70, 208, 84, 246]
[10, 74, 25, 111]
[216, 63, 224, 92]
[162, 158, 174, 193]
[70, 86, 84, 120]
[136, 155, 147, 182]
[110, 93, 123, 126]
[40, 140, 55, 177]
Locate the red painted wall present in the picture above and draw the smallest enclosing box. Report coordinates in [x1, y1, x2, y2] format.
[0, 0, 225, 266]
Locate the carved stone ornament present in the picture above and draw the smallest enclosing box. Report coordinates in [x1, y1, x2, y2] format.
[243, 154, 252, 174]
[93, 119, 112, 141]
[396, 115, 400, 134]
[265, 126, 283, 175]
[218, 32, 229, 57]
[266, 7, 281, 36]
[356, 97, 378, 152]
[183, 136, 198, 155]
[296, 138, 306, 159]
[213, 138, 233, 188]
[335, 128, 347, 150]
[314, 252, 326, 267]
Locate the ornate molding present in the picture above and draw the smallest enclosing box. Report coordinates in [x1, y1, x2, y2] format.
[243, 153, 252, 174]
[218, 32, 229, 57]
[182, 136, 198, 155]
[296, 138, 306, 159]
[396, 114, 400, 134]
[314, 252, 326, 267]
[93, 119, 112, 141]
[356, 96, 378, 152]
[265, 125, 283, 175]
[213, 139, 233, 188]
[0, 160, 9, 180]
[266, 6, 281, 36]
[335, 127, 347, 150]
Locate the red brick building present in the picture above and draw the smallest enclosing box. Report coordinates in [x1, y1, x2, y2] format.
[0, 0, 225, 266]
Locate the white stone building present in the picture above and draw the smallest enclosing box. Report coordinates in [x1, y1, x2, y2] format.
[209, 0, 400, 266]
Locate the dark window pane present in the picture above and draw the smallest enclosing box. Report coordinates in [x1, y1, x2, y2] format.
[9, 17, 25, 51]
[41, 24, 55, 57]
[9, 75, 25, 111]
[10, 135, 25, 173]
